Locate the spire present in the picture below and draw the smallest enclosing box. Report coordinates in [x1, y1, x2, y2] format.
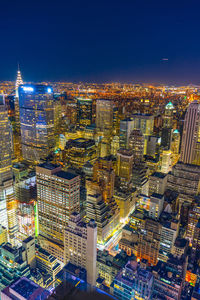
[15, 65, 23, 97]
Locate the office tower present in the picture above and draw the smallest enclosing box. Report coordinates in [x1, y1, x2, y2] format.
[161, 102, 174, 150]
[171, 129, 180, 165]
[180, 100, 200, 165]
[36, 163, 80, 262]
[137, 218, 161, 265]
[112, 261, 153, 300]
[65, 138, 97, 167]
[53, 98, 62, 146]
[132, 113, 154, 154]
[159, 214, 179, 262]
[146, 135, 161, 157]
[163, 102, 174, 128]
[149, 172, 168, 196]
[111, 135, 120, 156]
[6, 195, 18, 245]
[96, 99, 113, 156]
[114, 189, 136, 221]
[0, 95, 15, 234]
[18, 84, 55, 162]
[160, 149, 172, 173]
[119, 117, 134, 149]
[132, 161, 148, 194]
[15, 175, 36, 237]
[96, 99, 113, 134]
[1, 277, 50, 300]
[148, 193, 164, 220]
[64, 212, 97, 286]
[86, 193, 119, 244]
[129, 129, 144, 163]
[167, 162, 200, 204]
[93, 157, 115, 204]
[117, 149, 133, 183]
[77, 97, 93, 126]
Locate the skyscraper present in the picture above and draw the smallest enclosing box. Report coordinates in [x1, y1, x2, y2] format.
[13, 67, 23, 160]
[77, 97, 93, 126]
[96, 99, 113, 134]
[0, 95, 14, 230]
[36, 163, 80, 262]
[180, 100, 200, 165]
[64, 212, 97, 286]
[18, 85, 55, 162]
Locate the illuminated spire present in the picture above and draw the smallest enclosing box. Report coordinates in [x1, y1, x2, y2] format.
[15, 64, 23, 97]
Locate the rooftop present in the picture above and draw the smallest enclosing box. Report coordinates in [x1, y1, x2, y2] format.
[56, 170, 78, 180]
[151, 172, 167, 179]
[38, 162, 60, 170]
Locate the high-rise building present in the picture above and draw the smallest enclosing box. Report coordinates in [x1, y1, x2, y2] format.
[149, 172, 168, 196]
[163, 102, 174, 128]
[137, 218, 161, 265]
[13, 67, 23, 160]
[18, 84, 55, 162]
[180, 100, 200, 165]
[117, 149, 133, 183]
[96, 99, 113, 134]
[129, 129, 144, 163]
[93, 157, 115, 204]
[132, 113, 154, 154]
[119, 118, 134, 149]
[0, 95, 15, 236]
[77, 97, 93, 126]
[64, 212, 97, 286]
[36, 163, 80, 262]
[86, 193, 119, 244]
[167, 162, 200, 205]
[149, 193, 164, 220]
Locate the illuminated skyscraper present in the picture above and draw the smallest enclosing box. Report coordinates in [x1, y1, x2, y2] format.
[13, 67, 23, 160]
[132, 114, 154, 154]
[0, 95, 13, 230]
[18, 85, 55, 162]
[117, 149, 133, 183]
[119, 118, 134, 149]
[77, 97, 93, 126]
[161, 102, 174, 150]
[96, 99, 113, 134]
[129, 129, 144, 163]
[180, 100, 200, 165]
[36, 163, 80, 262]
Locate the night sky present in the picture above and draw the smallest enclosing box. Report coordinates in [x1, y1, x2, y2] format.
[1, 0, 200, 84]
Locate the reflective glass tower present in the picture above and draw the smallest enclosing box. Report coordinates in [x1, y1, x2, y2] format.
[19, 85, 55, 162]
[0, 95, 17, 244]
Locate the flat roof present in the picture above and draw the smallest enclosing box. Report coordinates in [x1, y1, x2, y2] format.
[151, 172, 167, 179]
[38, 162, 60, 170]
[56, 170, 78, 180]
